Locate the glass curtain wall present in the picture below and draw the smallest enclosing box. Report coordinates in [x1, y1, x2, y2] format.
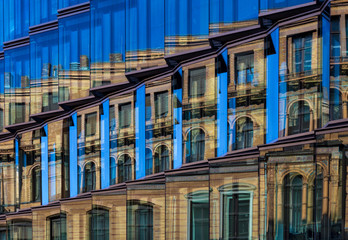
[227, 40, 266, 151]
[77, 106, 101, 194]
[125, 0, 165, 72]
[109, 93, 135, 184]
[91, 0, 127, 88]
[58, 12, 90, 102]
[4, 0, 29, 42]
[30, 0, 57, 26]
[30, 30, 59, 115]
[18, 130, 41, 208]
[4, 46, 30, 126]
[48, 120, 69, 202]
[145, 78, 173, 175]
[182, 59, 217, 163]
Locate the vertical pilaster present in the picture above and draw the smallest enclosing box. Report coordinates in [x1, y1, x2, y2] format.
[136, 85, 146, 179]
[41, 125, 48, 205]
[173, 69, 183, 169]
[69, 113, 78, 197]
[100, 99, 110, 188]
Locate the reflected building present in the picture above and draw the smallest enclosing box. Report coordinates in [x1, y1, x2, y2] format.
[0, 0, 346, 239]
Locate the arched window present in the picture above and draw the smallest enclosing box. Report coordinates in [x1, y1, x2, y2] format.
[186, 129, 205, 163]
[118, 154, 132, 183]
[330, 88, 342, 121]
[145, 148, 153, 176]
[110, 157, 116, 185]
[283, 174, 303, 238]
[84, 162, 96, 193]
[154, 145, 170, 173]
[288, 101, 310, 135]
[234, 117, 253, 150]
[32, 166, 41, 202]
[89, 208, 109, 240]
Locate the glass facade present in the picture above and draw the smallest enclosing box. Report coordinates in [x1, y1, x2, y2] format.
[0, 0, 345, 239]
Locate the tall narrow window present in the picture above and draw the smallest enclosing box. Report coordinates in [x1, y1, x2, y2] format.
[119, 103, 132, 129]
[186, 129, 205, 163]
[155, 91, 168, 118]
[0, 227, 6, 240]
[84, 162, 96, 192]
[283, 175, 303, 238]
[234, 117, 253, 150]
[127, 201, 153, 240]
[187, 191, 209, 240]
[85, 112, 97, 137]
[235, 53, 254, 85]
[9, 102, 25, 125]
[110, 157, 116, 185]
[32, 166, 41, 202]
[89, 208, 109, 240]
[331, 16, 341, 57]
[145, 148, 153, 176]
[329, 88, 343, 121]
[154, 145, 170, 173]
[118, 154, 132, 183]
[145, 94, 152, 121]
[292, 34, 312, 74]
[49, 214, 67, 240]
[288, 101, 311, 135]
[222, 192, 252, 239]
[189, 67, 206, 98]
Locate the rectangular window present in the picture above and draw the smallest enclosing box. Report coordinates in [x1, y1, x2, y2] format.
[85, 112, 97, 137]
[190, 200, 209, 240]
[292, 33, 312, 74]
[155, 91, 168, 118]
[189, 67, 206, 98]
[50, 215, 67, 240]
[235, 53, 254, 84]
[119, 103, 132, 129]
[222, 192, 252, 239]
[331, 16, 341, 57]
[9, 102, 25, 125]
[145, 94, 151, 121]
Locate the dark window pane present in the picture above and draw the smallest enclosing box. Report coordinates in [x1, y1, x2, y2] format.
[85, 112, 97, 137]
[155, 91, 168, 118]
[189, 68, 206, 98]
[119, 103, 132, 129]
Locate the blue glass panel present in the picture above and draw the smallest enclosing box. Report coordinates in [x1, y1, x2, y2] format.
[4, 0, 29, 42]
[173, 70, 183, 169]
[4, 45, 30, 126]
[0, 0, 4, 51]
[266, 28, 279, 143]
[126, 0, 165, 72]
[165, 0, 209, 55]
[41, 125, 49, 205]
[69, 113, 78, 197]
[322, 14, 330, 126]
[59, 0, 88, 9]
[209, 0, 258, 34]
[260, 0, 314, 11]
[100, 100, 110, 189]
[58, 13, 90, 101]
[217, 51, 228, 156]
[0, 59, 4, 131]
[30, 30, 59, 115]
[135, 85, 145, 179]
[91, 0, 126, 87]
[30, 0, 57, 26]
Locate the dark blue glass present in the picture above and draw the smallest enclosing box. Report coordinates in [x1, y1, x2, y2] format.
[30, 0, 57, 26]
[30, 30, 59, 115]
[0, 59, 4, 131]
[0, 0, 4, 51]
[58, 13, 90, 101]
[59, 0, 88, 9]
[126, 0, 165, 72]
[165, 0, 209, 55]
[4, 45, 30, 126]
[91, 0, 126, 87]
[260, 0, 314, 11]
[209, 0, 258, 34]
[4, 0, 29, 42]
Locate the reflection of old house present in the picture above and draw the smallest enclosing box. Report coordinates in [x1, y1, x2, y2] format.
[0, 0, 346, 239]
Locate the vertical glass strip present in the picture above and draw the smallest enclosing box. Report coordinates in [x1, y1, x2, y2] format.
[69, 113, 78, 197]
[266, 28, 279, 143]
[321, 14, 330, 126]
[173, 69, 183, 169]
[135, 85, 145, 179]
[100, 100, 110, 189]
[41, 125, 49, 205]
